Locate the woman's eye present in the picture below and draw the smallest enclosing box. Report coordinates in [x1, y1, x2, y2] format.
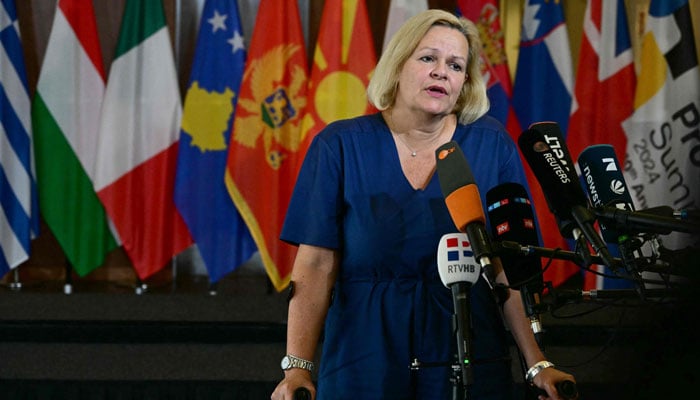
[419, 55, 435, 62]
[450, 63, 463, 72]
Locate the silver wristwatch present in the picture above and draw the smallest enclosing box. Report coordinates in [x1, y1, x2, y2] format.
[280, 354, 315, 373]
[525, 360, 555, 383]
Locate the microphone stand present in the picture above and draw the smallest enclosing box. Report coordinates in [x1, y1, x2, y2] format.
[593, 205, 700, 235]
[492, 240, 625, 270]
[409, 358, 471, 400]
[451, 281, 474, 400]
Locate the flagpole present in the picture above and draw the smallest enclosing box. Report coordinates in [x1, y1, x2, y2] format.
[10, 269, 22, 292]
[64, 261, 73, 295]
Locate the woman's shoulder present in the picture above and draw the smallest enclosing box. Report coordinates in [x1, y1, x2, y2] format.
[461, 114, 507, 133]
[321, 113, 384, 134]
[456, 114, 513, 143]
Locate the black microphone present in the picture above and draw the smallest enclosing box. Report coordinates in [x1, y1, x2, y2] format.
[577, 144, 643, 277]
[577, 144, 636, 243]
[486, 182, 545, 344]
[435, 141, 495, 282]
[437, 232, 481, 387]
[518, 122, 616, 270]
[578, 146, 699, 235]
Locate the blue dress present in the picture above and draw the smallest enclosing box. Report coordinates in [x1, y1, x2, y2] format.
[281, 113, 532, 400]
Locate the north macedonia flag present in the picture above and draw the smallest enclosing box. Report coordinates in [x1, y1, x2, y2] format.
[300, 0, 378, 156]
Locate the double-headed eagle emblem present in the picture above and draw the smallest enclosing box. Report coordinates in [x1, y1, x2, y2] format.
[233, 44, 308, 169]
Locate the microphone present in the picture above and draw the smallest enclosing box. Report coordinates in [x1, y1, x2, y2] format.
[486, 182, 545, 344]
[578, 146, 699, 235]
[437, 232, 481, 388]
[435, 141, 495, 282]
[518, 122, 616, 270]
[577, 144, 646, 278]
[577, 144, 635, 243]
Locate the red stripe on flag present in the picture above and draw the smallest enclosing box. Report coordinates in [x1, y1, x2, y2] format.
[98, 143, 192, 279]
[59, 0, 106, 82]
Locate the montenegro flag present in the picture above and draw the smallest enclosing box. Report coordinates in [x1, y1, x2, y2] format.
[224, 0, 308, 292]
[300, 0, 377, 153]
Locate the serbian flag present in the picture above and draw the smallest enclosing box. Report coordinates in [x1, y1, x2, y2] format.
[224, 0, 308, 292]
[511, 0, 577, 287]
[456, 0, 518, 132]
[621, 0, 700, 255]
[32, 0, 118, 277]
[567, 0, 636, 290]
[301, 0, 377, 148]
[93, 0, 193, 280]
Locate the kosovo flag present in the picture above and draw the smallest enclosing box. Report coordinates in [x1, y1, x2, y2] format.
[174, 0, 256, 283]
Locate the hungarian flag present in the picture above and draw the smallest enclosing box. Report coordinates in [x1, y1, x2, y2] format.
[32, 0, 118, 277]
[383, 0, 427, 52]
[224, 0, 308, 291]
[621, 0, 700, 254]
[301, 0, 377, 146]
[93, 0, 192, 280]
[567, 0, 636, 290]
[0, 0, 39, 275]
[174, 0, 256, 284]
[511, 0, 577, 288]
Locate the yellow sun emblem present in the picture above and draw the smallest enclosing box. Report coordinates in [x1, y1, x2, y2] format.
[233, 44, 307, 169]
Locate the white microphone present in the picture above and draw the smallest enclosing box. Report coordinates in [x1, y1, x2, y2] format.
[437, 232, 480, 387]
[437, 233, 481, 286]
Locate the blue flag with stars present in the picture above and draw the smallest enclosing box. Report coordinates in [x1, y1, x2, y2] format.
[174, 0, 256, 283]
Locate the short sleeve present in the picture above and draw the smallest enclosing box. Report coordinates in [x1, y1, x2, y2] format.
[280, 133, 343, 249]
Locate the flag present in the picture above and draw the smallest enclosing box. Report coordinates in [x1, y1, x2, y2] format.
[302, 0, 377, 144]
[174, 0, 256, 283]
[456, 0, 517, 129]
[0, 0, 38, 276]
[621, 0, 700, 254]
[567, 0, 637, 290]
[224, 0, 308, 291]
[383, 0, 427, 52]
[32, 0, 118, 277]
[93, 0, 193, 280]
[511, 0, 577, 287]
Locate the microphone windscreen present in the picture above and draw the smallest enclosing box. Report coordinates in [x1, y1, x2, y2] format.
[577, 144, 635, 243]
[486, 182, 543, 288]
[517, 122, 587, 237]
[436, 141, 485, 232]
[437, 233, 481, 287]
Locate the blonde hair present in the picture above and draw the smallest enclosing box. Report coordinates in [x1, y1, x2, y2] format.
[367, 9, 489, 125]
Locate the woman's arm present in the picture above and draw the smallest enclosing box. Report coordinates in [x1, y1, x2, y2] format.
[493, 259, 578, 400]
[271, 244, 340, 400]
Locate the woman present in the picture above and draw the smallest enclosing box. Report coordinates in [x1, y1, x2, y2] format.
[272, 9, 576, 400]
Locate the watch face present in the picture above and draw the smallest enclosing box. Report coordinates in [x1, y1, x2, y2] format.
[281, 356, 291, 370]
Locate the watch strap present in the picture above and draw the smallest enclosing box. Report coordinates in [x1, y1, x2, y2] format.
[282, 354, 315, 373]
[525, 360, 555, 383]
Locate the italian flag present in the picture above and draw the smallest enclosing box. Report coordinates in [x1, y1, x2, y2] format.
[93, 0, 192, 279]
[32, 0, 118, 276]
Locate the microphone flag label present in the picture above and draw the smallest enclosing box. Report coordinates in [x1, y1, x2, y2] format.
[438, 233, 481, 286]
[445, 235, 474, 261]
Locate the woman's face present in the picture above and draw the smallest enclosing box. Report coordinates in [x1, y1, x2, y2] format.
[395, 25, 468, 117]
